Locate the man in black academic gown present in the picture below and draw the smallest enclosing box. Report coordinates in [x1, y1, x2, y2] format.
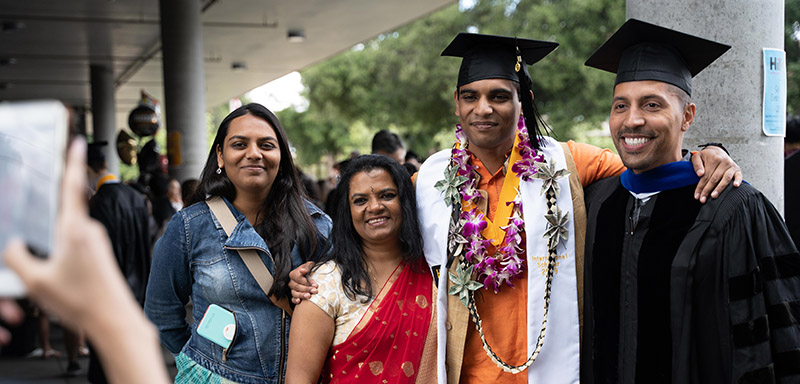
[581, 19, 800, 384]
[86, 142, 152, 383]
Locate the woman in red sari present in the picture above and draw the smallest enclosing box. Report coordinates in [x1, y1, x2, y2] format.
[287, 155, 436, 384]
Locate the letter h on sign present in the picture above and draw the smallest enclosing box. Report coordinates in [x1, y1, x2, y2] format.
[770, 57, 781, 71]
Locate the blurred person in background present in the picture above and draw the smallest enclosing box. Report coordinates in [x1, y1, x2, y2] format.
[372, 129, 406, 164]
[86, 141, 152, 383]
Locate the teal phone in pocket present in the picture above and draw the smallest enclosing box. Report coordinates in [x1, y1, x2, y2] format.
[197, 304, 236, 350]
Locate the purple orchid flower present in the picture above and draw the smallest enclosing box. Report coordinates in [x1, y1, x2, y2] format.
[461, 209, 487, 237]
[464, 239, 489, 263]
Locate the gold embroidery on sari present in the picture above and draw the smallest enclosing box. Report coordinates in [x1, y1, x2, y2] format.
[369, 361, 384, 375]
[401, 361, 415, 377]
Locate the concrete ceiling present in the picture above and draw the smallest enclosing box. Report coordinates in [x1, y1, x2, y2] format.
[0, 0, 455, 128]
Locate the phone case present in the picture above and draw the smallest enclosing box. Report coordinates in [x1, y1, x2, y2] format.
[0, 101, 68, 297]
[197, 304, 236, 349]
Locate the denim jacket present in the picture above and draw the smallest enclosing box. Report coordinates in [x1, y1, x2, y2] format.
[144, 197, 331, 384]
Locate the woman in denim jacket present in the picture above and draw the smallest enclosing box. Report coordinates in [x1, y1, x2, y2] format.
[145, 103, 331, 384]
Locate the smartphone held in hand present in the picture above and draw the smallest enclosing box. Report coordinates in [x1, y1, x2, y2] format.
[0, 100, 69, 297]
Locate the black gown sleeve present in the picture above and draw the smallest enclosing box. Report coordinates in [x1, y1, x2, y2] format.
[713, 186, 800, 383]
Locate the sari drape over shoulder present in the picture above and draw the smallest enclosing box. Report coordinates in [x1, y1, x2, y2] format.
[323, 261, 436, 384]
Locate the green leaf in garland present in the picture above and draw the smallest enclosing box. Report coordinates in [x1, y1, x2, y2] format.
[532, 160, 570, 198]
[543, 206, 570, 249]
[435, 165, 468, 206]
[448, 264, 484, 308]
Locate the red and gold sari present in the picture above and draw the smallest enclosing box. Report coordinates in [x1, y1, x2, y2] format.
[322, 261, 437, 384]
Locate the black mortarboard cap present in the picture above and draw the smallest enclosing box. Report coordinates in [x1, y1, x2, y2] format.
[442, 33, 558, 148]
[442, 32, 558, 87]
[584, 19, 730, 96]
[87, 141, 108, 164]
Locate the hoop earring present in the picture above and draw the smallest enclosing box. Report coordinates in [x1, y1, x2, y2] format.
[216, 167, 222, 175]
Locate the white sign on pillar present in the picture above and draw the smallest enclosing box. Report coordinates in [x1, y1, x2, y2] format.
[762, 48, 786, 137]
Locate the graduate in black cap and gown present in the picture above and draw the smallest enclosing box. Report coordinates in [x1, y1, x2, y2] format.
[582, 19, 800, 384]
[86, 142, 152, 383]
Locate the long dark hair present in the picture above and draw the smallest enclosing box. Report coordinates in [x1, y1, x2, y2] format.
[187, 103, 322, 299]
[316, 154, 425, 301]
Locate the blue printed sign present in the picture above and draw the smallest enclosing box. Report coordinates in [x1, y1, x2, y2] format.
[762, 48, 786, 137]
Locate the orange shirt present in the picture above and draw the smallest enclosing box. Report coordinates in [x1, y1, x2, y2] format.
[459, 140, 623, 383]
[566, 140, 626, 186]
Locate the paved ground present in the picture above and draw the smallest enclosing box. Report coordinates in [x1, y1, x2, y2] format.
[0, 321, 177, 383]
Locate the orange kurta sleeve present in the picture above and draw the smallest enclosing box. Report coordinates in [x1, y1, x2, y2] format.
[566, 140, 626, 187]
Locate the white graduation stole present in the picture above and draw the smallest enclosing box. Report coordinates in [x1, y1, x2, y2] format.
[416, 136, 580, 384]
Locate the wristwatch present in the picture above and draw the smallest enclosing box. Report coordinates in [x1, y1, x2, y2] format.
[698, 142, 730, 156]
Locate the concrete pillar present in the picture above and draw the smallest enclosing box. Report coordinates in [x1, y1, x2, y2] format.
[90, 64, 119, 176]
[159, 0, 207, 182]
[627, 0, 785, 212]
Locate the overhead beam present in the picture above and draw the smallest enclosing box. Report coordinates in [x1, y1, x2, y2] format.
[0, 13, 278, 28]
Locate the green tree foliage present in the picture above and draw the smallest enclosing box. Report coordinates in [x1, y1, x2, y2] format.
[464, 0, 624, 138]
[278, 106, 371, 165]
[286, 1, 625, 164]
[276, 0, 800, 166]
[285, 4, 469, 163]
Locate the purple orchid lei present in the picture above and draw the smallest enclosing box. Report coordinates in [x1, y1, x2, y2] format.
[452, 116, 545, 293]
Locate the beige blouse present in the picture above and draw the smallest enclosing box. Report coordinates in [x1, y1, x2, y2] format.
[308, 261, 373, 346]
